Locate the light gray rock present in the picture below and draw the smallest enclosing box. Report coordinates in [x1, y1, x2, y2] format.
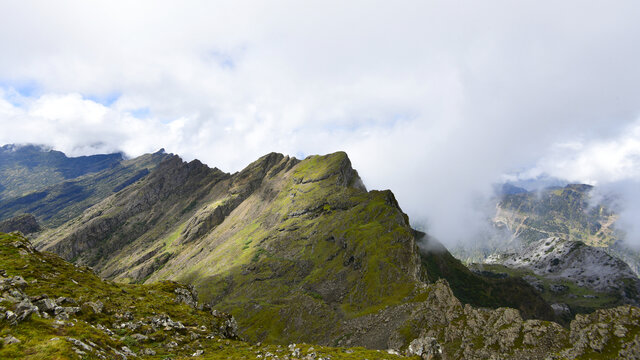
[35, 298, 57, 312]
[67, 337, 92, 352]
[83, 300, 104, 314]
[3, 335, 20, 345]
[406, 336, 442, 360]
[121, 346, 137, 357]
[551, 303, 571, 317]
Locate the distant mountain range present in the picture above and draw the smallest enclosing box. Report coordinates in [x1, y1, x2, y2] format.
[493, 183, 640, 274]
[0, 144, 124, 200]
[1, 144, 639, 359]
[0, 144, 170, 227]
[448, 182, 640, 326]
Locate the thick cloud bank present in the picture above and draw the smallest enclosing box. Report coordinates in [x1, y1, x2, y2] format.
[1, 1, 640, 246]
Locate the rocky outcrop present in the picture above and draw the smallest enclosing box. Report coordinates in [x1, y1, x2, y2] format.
[382, 280, 638, 359]
[406, 336, 442, 359]
[562, 305, 640, 358]
[326, 278, 640, 359]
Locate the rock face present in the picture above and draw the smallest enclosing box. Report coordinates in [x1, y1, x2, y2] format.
[0, 213, 40, 234]
[383, 280, 640, 360]
[406, 336, 442, 359]
[486, 237, 640, 305]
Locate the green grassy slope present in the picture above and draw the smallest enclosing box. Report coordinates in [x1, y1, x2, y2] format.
[0, 232, 413, 360]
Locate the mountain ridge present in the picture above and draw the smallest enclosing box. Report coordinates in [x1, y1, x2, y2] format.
[2, 147, 640, 358]
[33, 150, 556, 349]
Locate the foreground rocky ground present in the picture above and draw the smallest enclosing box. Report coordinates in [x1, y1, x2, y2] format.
[2, 232, 640, 359]
[0, 232, 412, 359]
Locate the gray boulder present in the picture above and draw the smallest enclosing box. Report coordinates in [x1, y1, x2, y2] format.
[406, 336, 442, 360]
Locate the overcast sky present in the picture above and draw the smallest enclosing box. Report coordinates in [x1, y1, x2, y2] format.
[1, 1, 640, 246]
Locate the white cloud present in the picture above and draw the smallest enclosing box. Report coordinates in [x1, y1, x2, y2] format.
[534, 120, 640, 185]
[1, 1, 640, 246]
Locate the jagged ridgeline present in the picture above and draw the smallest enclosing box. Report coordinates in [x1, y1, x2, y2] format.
[32, 152, 552, 346]
[0, 149, 638, 358]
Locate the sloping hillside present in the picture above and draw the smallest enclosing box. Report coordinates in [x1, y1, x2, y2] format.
[0, 232, 409, 360]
